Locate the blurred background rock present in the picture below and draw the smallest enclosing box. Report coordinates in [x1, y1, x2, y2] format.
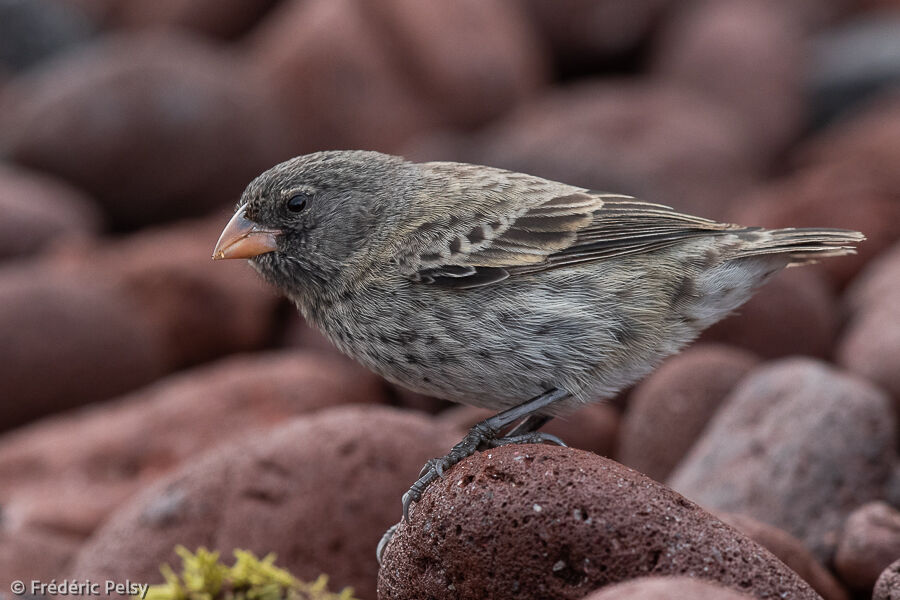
[1, 1, 900, 599]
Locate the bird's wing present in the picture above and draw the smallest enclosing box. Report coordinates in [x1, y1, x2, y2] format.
[397, 167, 736, 289]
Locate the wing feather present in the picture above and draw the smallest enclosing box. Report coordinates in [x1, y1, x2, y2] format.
[397, 168, 735, 288]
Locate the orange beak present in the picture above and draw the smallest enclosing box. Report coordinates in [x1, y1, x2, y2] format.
[212, 206, 281, 260]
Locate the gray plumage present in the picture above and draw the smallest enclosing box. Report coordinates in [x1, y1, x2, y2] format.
[233, 150, 864, 416]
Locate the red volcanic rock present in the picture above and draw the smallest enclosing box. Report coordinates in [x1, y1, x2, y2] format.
[248, 0, 544, 152]
[875, 558, 900, 600]
[520, 0, 675, 66]
[844, 241, 900, 315]
[669, 358, 895, 562]
[834, 502, 900, 592]
[0, 32, 289, 229]
[797, 89, 900, 197]
[67, 406, 463, 600]
[0, 351, 385, 543]
[700, 267, 838, 359]
[358, 0, 546, 128]
[0, 529, 82, 588]
[468, 81, 760, 220]
[102, 0, 276, 39]
[731, 165, 900, 288]
[49, 213, 281, 369]
[0, 266, 165, 430]
[837, 303, 900, 401]
[838, 243, 900, 399]
[860, 0, 900, 8]
[439, 401, 619, 457]
[580, 577, 754, 600]
[0, 163, 101, 260]
[718, 512, 849, 600]
[377, 445, 818, 600]
[887, 464, 900, 510]
[769, 0, 851, 29]
[619, 344, 759, 481]
[654, 0, 805, 157]
[247, 0, 433, 153]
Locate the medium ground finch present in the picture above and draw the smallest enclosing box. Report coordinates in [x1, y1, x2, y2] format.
[213, 150, 863, 555]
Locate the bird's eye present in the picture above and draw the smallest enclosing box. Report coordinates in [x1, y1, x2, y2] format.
[286, 193, 310, 213]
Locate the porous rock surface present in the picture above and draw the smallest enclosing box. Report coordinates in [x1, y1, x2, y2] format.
[579, 576, 755, 600]
[67, 406, 464, 600]
[377, 444, 819, 600]
[669, 358, 896, 562]
[875, 558, 900, 600]
[717, 512, 848, 600]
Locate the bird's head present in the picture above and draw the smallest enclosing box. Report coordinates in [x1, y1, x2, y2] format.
[213, 150, 414, 295]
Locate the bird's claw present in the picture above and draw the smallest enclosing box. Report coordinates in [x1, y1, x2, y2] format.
[385, 393, 571, 564]
[376, 522, 400, 565]
[418, 457, 448, 479]
[401, 424, 567, 523]
[402, 466, 441, 521]
[488, 431, 568, 448]
[402, 426, 494, 521]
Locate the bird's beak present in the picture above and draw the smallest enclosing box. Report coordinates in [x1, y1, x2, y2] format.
[212, 206, 282, 260]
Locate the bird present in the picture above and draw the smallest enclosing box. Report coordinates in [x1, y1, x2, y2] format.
[213, 149, 863, 554]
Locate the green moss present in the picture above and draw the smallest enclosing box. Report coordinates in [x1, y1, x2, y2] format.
[140, 546, 359, 600]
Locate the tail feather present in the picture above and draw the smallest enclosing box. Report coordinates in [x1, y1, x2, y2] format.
[733, 227, 865, 266]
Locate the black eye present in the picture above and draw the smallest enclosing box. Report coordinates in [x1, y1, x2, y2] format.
[287, 193, 310, 213]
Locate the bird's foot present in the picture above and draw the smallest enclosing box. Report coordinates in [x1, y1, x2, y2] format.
[376, 522, 399, 565]
[401, 423, 568, 521]
[487, 430, 567, 449]
[378, 427, 566, 565]
[401, 421, 494, 521]
[380, 388, 571, 563]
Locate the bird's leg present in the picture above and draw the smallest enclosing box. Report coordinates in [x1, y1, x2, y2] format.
[401, 388, 570, 521]
[503, 413, 552, 436]
[377, 389, 571, 565]
[486, 413, 566, 448]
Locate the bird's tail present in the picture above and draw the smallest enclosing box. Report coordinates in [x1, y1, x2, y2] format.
[732, 227, 865, 266]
